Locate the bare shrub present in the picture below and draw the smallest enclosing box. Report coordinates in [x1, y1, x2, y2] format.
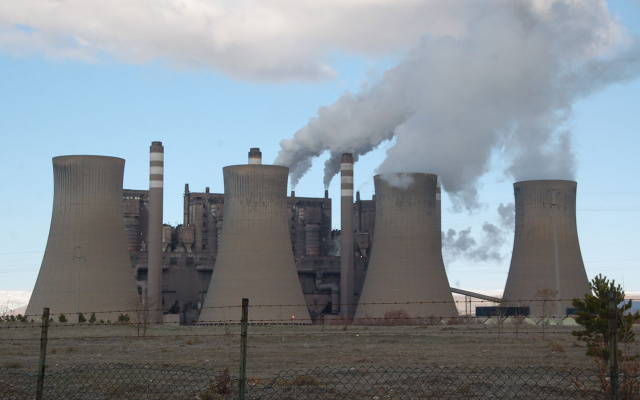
[275, 374, 321, 387]
[358, 309, 417, 326]
[445, 317, 469, 325]
[549, 340, 565, 353]
[197, 366, 235, 399]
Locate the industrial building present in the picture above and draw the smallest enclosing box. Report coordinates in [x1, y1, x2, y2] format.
[124, 148, 370, 324]
[27, 143, 592, 324]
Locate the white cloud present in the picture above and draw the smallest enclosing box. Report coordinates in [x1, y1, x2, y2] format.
[0, 0, 490, 81]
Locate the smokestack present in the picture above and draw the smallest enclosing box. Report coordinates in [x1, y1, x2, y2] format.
[198, 158, 310, 324]
[26, 156, 139, 321]
[354, 173, 459, 323]
[340, 153, 355, 320]
[248, 147, 262, 165]
[183, 183, 190, 225]
[502, 180, 590, 316]
[148, 141, 164, 323]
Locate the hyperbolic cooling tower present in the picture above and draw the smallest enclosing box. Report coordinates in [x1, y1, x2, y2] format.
[502, 180, 590, 316]
[26, 156, 139, 321]
[198, 153, 310, 324]
[354, 173, 459, 322]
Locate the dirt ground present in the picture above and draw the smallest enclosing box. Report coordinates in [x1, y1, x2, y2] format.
[3, 320, 637, 378]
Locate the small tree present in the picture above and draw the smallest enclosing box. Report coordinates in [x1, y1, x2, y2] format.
[58, 314, 67, 323]
[88, 312, 97, 324]
[127, 296, 156, 337]
[117, 313, 130, 324]
[572, 274, 639, 360]
[78, 313, 86, 323]
[535, 288, 557, 340]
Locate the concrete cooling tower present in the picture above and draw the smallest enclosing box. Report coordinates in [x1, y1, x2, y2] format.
[354, 173, 458, 323]
[26, 156, 139, 321]
[198, 159, 310, 324]
[502, 180, 590, 317]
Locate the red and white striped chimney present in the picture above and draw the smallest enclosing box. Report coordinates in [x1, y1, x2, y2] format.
[148, 141, 164, 324]
[340, 153, 355, 319]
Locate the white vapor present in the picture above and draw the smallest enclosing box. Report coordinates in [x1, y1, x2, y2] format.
[275, 0, 640, 209]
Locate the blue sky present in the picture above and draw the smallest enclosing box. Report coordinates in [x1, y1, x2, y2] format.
[1, 1, 639, 307]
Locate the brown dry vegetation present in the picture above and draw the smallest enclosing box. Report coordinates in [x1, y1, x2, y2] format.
[1, 321, 639, 377]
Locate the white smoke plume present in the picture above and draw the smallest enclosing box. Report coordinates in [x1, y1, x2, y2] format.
[275, 1, 640, 209]
[443, 202, 515, 262]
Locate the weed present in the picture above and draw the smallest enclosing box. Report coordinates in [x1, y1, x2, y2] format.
[549, 340, 565, 353]
[5, 361, 21, 369]
[198, 366, 235, 399]
[291, 374, 321, 386]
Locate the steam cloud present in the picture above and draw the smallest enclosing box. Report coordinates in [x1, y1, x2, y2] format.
[275, 1, 640, 210]
[443, 203, 515, 262]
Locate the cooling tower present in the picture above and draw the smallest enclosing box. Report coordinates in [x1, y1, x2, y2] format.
[354, 173, 458, 323]
[147, 141, 164, 323]
[26, 156, 139, 321]
[340, 153, 355, 319]
[198, 161, 310, 324]
[502, 180, 590, 316]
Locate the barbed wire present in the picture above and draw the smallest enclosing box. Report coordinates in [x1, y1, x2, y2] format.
[8, 295, 634, 321]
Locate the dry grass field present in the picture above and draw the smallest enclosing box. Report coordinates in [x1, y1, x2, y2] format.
[3, 320, 633, 377]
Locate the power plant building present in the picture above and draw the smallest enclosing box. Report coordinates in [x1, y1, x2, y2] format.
[27, 144, 594, 324]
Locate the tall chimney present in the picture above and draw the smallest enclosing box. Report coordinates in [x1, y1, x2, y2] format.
[248, 147, 262, 164]
[340, 153, 355, 320]
[26, 156, 139, 321]
[354, 173, 459, 323]
[198, 152, 310, 324]
[148, 141, 164, 323]
[502, 180, 590, 316]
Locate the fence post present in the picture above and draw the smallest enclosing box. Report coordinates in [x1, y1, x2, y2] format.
[239, 298, 249, 400]
[36, 308, 50, 400]
[608, 291, 619, 400]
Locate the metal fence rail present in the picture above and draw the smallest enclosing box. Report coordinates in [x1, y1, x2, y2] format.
[2, 363, 628, 400]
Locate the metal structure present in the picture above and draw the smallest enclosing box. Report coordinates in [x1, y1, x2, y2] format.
[340, 153, 355, 319]
[147, 141, 164, 323]
[354, 173, 458, 322]
[198, 153, 310, 324]
[26, 156, 139, 321]
[502, 180, 590, 316]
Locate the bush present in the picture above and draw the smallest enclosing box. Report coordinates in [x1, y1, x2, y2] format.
[89, 313, 97, 323]
[117, 314, 130, 324]
[78, 313, 86, 323]
[58, 314, 67, 323]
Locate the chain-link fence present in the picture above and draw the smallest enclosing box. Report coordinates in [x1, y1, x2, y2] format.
[2, 363, 629, 399]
